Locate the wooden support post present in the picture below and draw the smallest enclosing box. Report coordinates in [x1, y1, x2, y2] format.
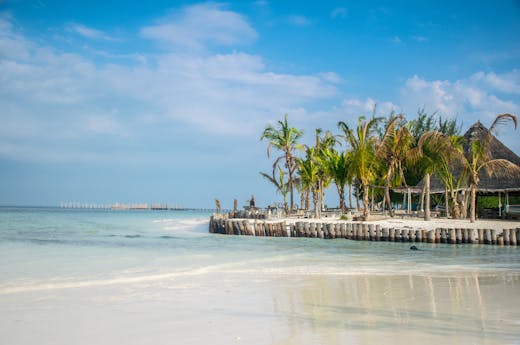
[484, 229, 491, 244]
[455, 228, 462, 244]
[369, 224, 375, 241]
[510, 228, 517, 246]
[376, 225, 381, 241]
[415, 229, 422, 243]
[449, 228, 456, 244]
[478, 229, 484, 244]
[491, 229, 497, 245]
[427, 230, 435, 243]
[389, 228, 395, 242]
[503, 229, 510, 246]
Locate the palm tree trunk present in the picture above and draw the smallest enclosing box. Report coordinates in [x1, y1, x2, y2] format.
[287, 156, 294, 214]
[451, 191, 460, 219]
[470, 184, 477, 223]
[312, 188, 319, 218]
[349, 184, 353, 210]
[424, 173, 431, 221]
[356, 187, 360, 211]
[338, 185, 345, 213]
[288, 177, 294, 214]
[384, 170, 393, 216]
[445, 188, 450, 218]
[460, 191, 467, 219]
[300, 192, 305, 213]
[363, 183, 370, 220]
[420, 184, 425, 213]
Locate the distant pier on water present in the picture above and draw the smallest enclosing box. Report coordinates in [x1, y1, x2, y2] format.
[59, 201, 220, 212]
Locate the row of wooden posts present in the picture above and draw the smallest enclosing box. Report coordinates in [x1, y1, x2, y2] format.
[209, 215, 520, 246]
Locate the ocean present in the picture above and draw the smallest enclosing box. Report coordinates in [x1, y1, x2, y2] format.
[1, 207, 519, 344]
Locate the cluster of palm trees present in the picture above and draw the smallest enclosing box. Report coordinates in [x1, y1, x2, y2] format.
[261, 112, 518, 222]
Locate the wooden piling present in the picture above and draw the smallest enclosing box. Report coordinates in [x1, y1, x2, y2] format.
[510, 228, 517, 246]
[498, 231, 504, 246]
[389, 228, 395, 242]
[491, 229, 497, 245]
[381, 227, 389, 242]
[503, 229, 510, 246]
[478, 229, 484, 244]
[484, 229, 491, 244]
[448, 229, 457, 244]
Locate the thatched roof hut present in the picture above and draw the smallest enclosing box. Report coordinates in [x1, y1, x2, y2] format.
[394, 121, 520, 194]
[465, 121, 520, 193]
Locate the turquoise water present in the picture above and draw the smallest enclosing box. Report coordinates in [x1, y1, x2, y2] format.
[1, 207, 519, 344]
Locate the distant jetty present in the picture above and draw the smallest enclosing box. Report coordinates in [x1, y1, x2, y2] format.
[59, 202, 218, 212]
[209, 212, 520, 246]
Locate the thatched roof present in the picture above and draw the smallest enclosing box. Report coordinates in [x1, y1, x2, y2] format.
[394, 121, 520, 194]
[466, 121, 520, 192]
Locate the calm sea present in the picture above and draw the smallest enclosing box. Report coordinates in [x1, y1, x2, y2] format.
[1, 207, 519, 344]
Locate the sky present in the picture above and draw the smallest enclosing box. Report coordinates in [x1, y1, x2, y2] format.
[0, 0, 519, 208]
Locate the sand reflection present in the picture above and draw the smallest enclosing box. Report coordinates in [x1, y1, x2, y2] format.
[269, 272, 520, 344]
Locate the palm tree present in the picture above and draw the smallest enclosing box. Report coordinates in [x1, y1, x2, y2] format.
[417, 131, 465, 219]
[298, 148, 320, 218]
[376, 114, 414, 217]
[338, 116, 382, 220]
[463, 114, 519, 223]
[413, 130, 453, 220]
[261, 114, 304, 213]
[325, 149, 351, 213]
[260, 166, 289, 214]
[314, 129, 337, 213]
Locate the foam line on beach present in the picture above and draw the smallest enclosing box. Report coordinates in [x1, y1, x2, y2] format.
[0, 261, 236, 295]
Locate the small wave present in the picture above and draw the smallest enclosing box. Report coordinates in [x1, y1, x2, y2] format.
[0, 262, 241, 295]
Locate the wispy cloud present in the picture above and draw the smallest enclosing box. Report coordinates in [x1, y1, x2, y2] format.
[287, 14, 311, 26]
[330, 7, 347, 19]
[391, 35, 403, 44]
[140, 2, 258, 50]
[67, 23, 117, 41]
[0, 12, 337, 163]
[412, 35, 428, 43]
[401, 73, 520, 122]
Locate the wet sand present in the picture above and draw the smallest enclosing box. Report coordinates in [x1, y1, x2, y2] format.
[1, 264, 519, 345]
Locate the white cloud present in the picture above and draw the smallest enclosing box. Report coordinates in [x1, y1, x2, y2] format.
[0, 14, 31, 59]
[287, 15, 311, 26]
[341, 98, 399, 118]
[67, 23, 117, 41]
[140, 2, 257, 50]
[412, 35, 428, 43]
[470, 70, 520, 95]
[391, 35, 403, 44]
[400, 73, 520, 125]
[0, 12, 338, 163]
[331, 7, 347, 19]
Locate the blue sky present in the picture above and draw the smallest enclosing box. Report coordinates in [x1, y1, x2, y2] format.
[1, 1, 519, 208]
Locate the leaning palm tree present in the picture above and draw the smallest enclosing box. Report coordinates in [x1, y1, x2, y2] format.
[376, 114, 414, 217]
[260, 166, 289, 214]
[298, 148, 320, 218]
[413, 130, 453, 221]
[463, 114, 519, 223]
[338, 116, 382, 220]
[261, 114, 304, 213]
[314, 129, 337, 212]
[417, 131, 465, 219]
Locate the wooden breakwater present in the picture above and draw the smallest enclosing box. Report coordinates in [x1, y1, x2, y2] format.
[209, 215, 520, 246]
